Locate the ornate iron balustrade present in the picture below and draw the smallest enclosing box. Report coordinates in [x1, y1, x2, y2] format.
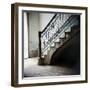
[39, 13, 80, 58]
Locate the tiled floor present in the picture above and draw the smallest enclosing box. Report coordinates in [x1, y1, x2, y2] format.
[24, 57, 78, 77]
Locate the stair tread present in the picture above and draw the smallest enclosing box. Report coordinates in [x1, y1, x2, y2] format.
[55, 42, 60, 48]
[54, 38, 60, 42]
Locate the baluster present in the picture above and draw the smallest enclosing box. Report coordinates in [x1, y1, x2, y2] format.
[59, 13, 61, 20]
[66, 14, 68, 20]
[59, 14, 61, 26]
[45, 32, 47, 39]
[62, 14, 64, 25]
[64, 14, 66, 23]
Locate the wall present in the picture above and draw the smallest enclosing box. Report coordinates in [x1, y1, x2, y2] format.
[39, 13, 54, 31]
[0, 0, 89, 90]
[28, 12, 54, 57]
[28, 12, 40, 57]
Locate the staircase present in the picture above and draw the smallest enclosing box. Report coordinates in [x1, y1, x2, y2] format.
[38, 13, 80, 65]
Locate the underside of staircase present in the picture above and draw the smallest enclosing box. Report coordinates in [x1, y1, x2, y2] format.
[51, 25, 80, 67]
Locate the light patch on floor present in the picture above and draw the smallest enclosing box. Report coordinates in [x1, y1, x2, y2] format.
[24, 57, 76, 77]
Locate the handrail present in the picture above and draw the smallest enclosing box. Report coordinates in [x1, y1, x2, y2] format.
[41, 14, 57, 34]
[38, 13, 80, 57]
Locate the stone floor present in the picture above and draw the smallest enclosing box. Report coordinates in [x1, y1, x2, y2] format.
[24, 57, 78, 77]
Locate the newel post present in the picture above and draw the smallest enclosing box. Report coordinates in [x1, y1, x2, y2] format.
[38, 31, 44, 65]
[38, 31, 41, 59]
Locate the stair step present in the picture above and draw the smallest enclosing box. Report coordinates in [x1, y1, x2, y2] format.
[65, 27, 71, 32]
[50, 47, 56, 51]
[65, 32, 71, 35]
[55, 42, 60, 48]
[60, 37, 68, 45]
[65, 33, 70, 38]
[43, 50, 48, 55]
[47, 47, 50, 51]
[60, 32, 65, 38]
[60, 37, 66, 41]
[41, 55, 45, 58]
[59, 40, 63, 46]
[54, 38, 60, 43]
[50, 43, 55, 47]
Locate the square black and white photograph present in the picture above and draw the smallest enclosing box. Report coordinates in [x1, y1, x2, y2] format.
[23, 12, 80, 77]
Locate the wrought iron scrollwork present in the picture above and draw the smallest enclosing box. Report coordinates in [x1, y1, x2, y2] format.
[39, 13, 79, 56]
